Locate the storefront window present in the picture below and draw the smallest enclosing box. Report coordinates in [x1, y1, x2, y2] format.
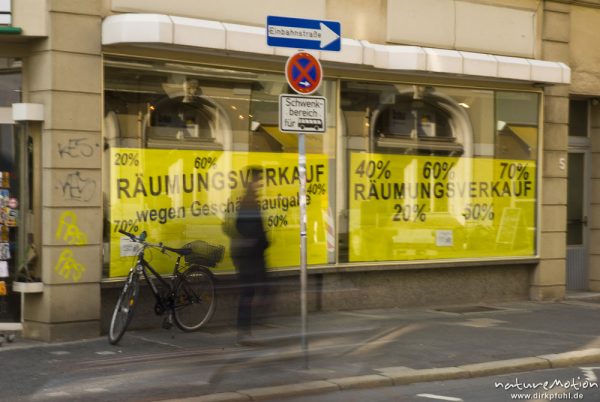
[0, 58, 20, 107]
[0, 58, 22, 322]
[103, 57, 336, 277]
[340, 81, 539, 263]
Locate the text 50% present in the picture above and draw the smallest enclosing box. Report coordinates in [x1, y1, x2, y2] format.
[194, 156, 217, 170]
[463, 203, 494, 221]
[422, 161, 455, 180]
[355, 160, 392, 179]
[392, 204, 427, 222]
[267, 214, 288, 228]
[499, 162, 529, 180]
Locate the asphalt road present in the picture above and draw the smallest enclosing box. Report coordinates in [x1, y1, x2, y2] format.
[280, 366, 600, 402]
[4, 300, 600, 401]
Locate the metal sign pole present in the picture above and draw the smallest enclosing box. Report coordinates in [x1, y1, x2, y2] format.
[298, 131, 308, 369]
[268, 13, 341, 372]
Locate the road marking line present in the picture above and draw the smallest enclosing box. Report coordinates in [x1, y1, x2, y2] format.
[134, 335, 185, 349]
[49, 351, 70, 355]
[417, 394, 463, 401]
[581, 366, 600, 382]
[346, 323, 423, 356]
[85, 388, 107, 393]
[45, 391, 71, 397]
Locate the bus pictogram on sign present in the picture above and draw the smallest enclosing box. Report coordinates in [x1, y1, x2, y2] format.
[285, 52, 323, 95]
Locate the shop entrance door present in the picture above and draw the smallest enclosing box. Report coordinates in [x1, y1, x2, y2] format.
[566, 149, 590, 290]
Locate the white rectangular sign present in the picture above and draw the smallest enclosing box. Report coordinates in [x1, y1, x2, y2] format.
[0, 0, 11, 13]
[279, 94, 326, 133]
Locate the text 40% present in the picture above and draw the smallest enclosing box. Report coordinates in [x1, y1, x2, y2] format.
[114, 152, 140, 167]
[392, 204, 427, 222]
[499, 162, 529, 180]
[355, 160, 392, 179]
[267, 214, 288, 228]
[307, 183, 326, 195]
[422, 161, 455, 180]
[463, 203, 494, 221]
[113, 219, 140, 233]
[194, 156, 217, 170]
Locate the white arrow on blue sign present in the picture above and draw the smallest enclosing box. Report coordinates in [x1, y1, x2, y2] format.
[267, 16, 341, 52]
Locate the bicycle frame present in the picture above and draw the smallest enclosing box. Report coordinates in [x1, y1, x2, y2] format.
[133, 246, 186, 313]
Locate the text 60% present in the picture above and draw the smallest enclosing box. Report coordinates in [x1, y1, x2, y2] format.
[194, 156, 217, 170]
[422, 161, 455, 180]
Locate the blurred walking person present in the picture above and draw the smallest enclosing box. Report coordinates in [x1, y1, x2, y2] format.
[230, 166, 270, 346]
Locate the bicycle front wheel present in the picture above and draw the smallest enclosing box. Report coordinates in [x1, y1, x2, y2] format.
[108, 270, 139, 345]
[173, 265, 216, 331]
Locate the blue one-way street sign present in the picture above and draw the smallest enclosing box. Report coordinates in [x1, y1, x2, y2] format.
[267, 16, 341, 52]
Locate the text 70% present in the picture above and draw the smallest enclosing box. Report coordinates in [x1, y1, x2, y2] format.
[499, 162, 529, 180]
[113, 219, 140, 233]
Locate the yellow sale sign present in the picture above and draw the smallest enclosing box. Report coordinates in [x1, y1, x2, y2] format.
[349, 152, 536, 261]
[109, 148, 329, 277]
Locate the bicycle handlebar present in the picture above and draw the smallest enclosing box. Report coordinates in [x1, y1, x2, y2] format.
[118, 229, 161, 249]
[118, 229, 192, 256]
[118, 229, 135, 239]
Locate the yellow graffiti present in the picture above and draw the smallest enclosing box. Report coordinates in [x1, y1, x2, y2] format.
[55, 211, 88, 245]
[54, 248, 86, 282]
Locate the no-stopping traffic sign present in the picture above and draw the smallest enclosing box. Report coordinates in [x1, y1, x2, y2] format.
[285, 52, 323, 95]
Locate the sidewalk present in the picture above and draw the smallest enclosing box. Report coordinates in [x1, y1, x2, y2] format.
[3, 296, 600, 401]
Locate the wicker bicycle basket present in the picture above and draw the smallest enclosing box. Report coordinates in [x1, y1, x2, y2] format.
[183, 240, 225, 268]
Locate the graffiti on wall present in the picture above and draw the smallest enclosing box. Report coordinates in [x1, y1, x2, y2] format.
[54, 210, 88, 282]
[55, 210, 88, 245]
[58, 138, 99, 159]
[56, 171, 97, 202]
[54, 248, 86, 282]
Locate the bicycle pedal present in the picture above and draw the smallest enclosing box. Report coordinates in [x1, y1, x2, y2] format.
[162, 316, 173, 330]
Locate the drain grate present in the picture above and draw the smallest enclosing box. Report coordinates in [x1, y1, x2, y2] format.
[433, 305, 503, 314]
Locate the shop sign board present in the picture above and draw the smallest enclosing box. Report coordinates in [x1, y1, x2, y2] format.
[279, 94, 326, 133]
[348, 152, 537, 262]
[266, 15, 341, 52]
[109, 148, 329, 277]
[0, 0, 11, 25]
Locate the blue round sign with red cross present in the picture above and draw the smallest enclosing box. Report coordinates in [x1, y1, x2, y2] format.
[285, 52, 323, 95]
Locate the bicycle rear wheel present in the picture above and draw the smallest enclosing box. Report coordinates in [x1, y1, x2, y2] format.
[173, 265, 216, 331]
[108, 270, 139, 345]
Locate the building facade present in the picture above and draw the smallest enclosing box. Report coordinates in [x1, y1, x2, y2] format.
[0, 0, 596, 341]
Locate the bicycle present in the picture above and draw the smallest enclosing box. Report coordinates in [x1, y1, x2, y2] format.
[108, 229, 223, 345]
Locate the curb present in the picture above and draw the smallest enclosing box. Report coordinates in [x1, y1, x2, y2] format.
[160, 348, 600, 402]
